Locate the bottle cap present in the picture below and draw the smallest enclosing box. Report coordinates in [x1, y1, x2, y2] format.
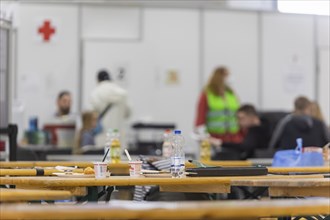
[174, 130, 181, 134]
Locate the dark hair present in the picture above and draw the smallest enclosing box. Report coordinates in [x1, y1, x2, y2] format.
[237, 104, 258, 116]
[97, 70, 111, 82]
[57, 91, 70, 100]
[294, 96, 311, 111]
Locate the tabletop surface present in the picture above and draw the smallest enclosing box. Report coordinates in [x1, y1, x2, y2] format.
[0, 160, 252, 168]
[1, 198, 329, 220]
[1, 160, 329, 171]
[0, 161, 130, 168]
[231, 177, 330, 187]
[268, 166, 330, 173]
[0, 174, 325, 187]
[0, 175, 232, 187]
[0, 188, 72, 201]
[0, 168, 84, 176]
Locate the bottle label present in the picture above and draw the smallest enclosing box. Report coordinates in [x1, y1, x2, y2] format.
[171, 156, 185, 175]
[110, 140, 121, 163]
[171, 157, 181, 167]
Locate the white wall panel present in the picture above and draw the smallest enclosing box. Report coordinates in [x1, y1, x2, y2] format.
[17, 4, 79, 128]
[317, 16, 330, 47]
[82, 6, 141, 40]
[204, 10, 259, 106]
[261, 13, 315, 111]
[83, 8, 199, 153]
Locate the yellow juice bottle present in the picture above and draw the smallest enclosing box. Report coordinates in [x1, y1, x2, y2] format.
[110, 129, 121, 164]
[200, 138, 211, 161]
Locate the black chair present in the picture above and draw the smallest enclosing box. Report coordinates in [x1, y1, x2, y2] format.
[254, 111, 290, 158]
[0, 124, 18, 161]
[258, 111, 289, 135]
[16, 147, 39, 161]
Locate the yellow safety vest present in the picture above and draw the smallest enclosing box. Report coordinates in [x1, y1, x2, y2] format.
[206, 90, 239, 134]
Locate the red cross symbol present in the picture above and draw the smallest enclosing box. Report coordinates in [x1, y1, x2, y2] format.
[38, 20, 56, 42]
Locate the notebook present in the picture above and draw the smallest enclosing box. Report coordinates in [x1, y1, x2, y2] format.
[185, 166, 268, 177]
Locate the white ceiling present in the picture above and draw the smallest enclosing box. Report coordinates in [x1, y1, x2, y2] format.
[6, 0, 277, 11]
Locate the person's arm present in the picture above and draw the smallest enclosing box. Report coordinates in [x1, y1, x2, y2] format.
[195, 92, 208, 127]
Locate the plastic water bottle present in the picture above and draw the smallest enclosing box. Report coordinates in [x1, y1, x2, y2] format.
[110, 129, 121, 164]
[104, 129, 112, 162]
[162, 129, 172, 158]
[171, 130, 185, 178]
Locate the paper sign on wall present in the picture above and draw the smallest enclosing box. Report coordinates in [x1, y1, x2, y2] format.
[165, 69, 180, 85]
[283, 55, 306, 94]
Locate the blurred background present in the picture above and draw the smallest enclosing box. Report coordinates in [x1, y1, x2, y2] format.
[0, 0, 329, 160]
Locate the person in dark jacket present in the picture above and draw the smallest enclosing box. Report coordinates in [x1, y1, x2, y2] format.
[269, 96, 330, 150]
[215, 104, 271, 160]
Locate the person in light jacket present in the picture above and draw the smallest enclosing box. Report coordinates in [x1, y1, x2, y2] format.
[90, 70, 130, 146]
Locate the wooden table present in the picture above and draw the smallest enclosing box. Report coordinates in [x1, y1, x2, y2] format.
[0, 161, 130, 175]
[0, 176, 232, 200]
[0, 160, 252, 173]
[232, 177, 330, 197]
[0, 168, 84, 176]
[1, 166, 329, 177]
[0, 161, 253, 167]
[0, 160, 251, 176]
[1, 198, 329, 220]
[268, 166, 330, 174]
[0, 188, 72, 202]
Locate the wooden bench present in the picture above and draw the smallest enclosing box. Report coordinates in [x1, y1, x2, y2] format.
[1, 174, 326, 201]
[1, 198, 329, 219]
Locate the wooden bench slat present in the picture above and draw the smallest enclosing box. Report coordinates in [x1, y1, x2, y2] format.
[1, 199, 329, 220]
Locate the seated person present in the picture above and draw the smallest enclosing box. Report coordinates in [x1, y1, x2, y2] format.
[215, 104, 271, 160]
[55, 91, 72, 117]
[48, 90, 77, 124]
[269, 96, 330, 150]
[73, 111, 98, 154]
[43, 91, 77, 147]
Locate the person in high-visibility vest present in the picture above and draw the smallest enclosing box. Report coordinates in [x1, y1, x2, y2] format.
[195, 66, 244, 143]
